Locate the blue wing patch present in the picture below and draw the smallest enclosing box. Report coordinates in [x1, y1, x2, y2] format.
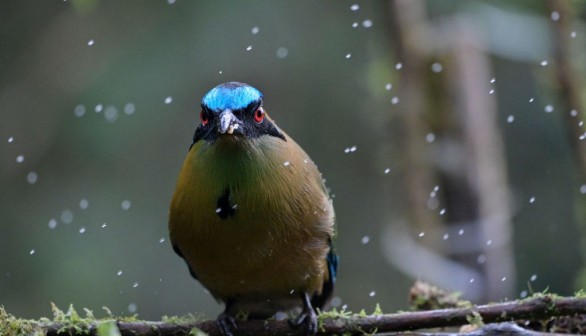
[311, 241, 338, 310]
[327, 248, 339, 284]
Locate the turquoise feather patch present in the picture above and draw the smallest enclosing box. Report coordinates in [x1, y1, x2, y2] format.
[202, 82, 262, 112]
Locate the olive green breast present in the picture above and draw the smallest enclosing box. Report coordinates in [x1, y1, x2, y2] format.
[169, 133, 334, 302]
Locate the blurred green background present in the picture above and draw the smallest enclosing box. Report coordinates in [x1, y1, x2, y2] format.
[1, 0, 586, 321]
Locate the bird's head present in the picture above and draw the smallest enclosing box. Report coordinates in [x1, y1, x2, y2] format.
[191, 82, 285, 147]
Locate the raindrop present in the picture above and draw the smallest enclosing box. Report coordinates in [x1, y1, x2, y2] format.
[117, 270, 123, 276]
[74, 105, 86, 117]
[530, 274, 537, 281]
[218, 70, 223, 74]
[507, 115, 515, 123]
[167, 0, 176, 4]
[431, 63, 443, 73]
[520, 290, 528, 298]
[79, 199, 89, 209]
[330, 296, 342, 308]
[164, 96, 173, 104]
[283, 161, 290, 166]
[570, 109, 578, 117]
[529, 97, 534, 103]
[550, 11, 560, 21]
[395, 62, 403, 70]
[246, 45, 253, 51]
[385, 83, 392, 90]
[27, 172, 38, 184]
[490, 78, 496, 83]
[87, 39, 95, 46]
[215, 208, 222, 213]
[501, 276, 507, 282]
[344, 146, 357, 153]
[251, 26, 259, 34]
[276, 47, 288, 59]
[430, 190, 437, 198]
[101, 223, 107, 228]
[275, 312, 288, 321]
[121, 200, 132, 210]
[95, 104, 103, 113]
[489, 89, 495, 95]
[418, 232, 425, 237]
[580, 185, 586, 194]
[29, 249, 35, 255]
[391, 96, 399, 105]
[544, 105, 554, 113]
[369, 291, 376, 297]
[384, 168, 391, 174]
[571, 31, 577, 38]
[486, 239, 492, 246]
[362, 20, 373, 28]
[439, 208, 446, 216]
[61, 210, 74, 224]
[350, 4, 359, 11]
[529, 196, 536, 204]
[16, 155, 24, 163]
[351, 22, 359, 28]
[124, 103, 135, 115]
[128, 303, 137, 313]
[426, 133, 435, 143]
[540, 60, 548, 66]
[458, 229, 464, 235]
[48, 219, 58, 229]
[132, 282, 139, 288]
[79, 227, 86, 234]
[159, 238, 165, 243]
[477, 254, 487, 264]
[345, 53, 351, 59]
[442, 233, 449, 240]
[469, 278, 475, 283]
[361, 236, 370, 244]
[8, 136, 14, 143]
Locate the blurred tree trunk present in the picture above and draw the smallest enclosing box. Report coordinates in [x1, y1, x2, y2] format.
[546, 0, 586, 179]
[389, 0, 439, 239]
[387, 0, 515, 302]
[546, 0, 586, 291]
[449, 22, 515, 301]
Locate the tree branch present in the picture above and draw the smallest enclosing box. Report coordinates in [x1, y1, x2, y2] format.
[26, 295, 586, 336]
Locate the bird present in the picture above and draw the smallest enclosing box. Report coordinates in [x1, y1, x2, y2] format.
[169, 81, 338, 335]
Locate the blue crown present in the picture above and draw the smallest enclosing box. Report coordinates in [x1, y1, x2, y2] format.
[202, 82, 262, 112]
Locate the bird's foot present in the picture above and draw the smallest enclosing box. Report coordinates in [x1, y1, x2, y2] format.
[217, 313, 237, 336]
[289, 307, 318, 335]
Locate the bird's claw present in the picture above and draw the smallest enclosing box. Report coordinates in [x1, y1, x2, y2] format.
[217, 313, 237, 336]
[289, 308, 318, 335]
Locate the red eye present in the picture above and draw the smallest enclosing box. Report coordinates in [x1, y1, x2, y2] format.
[200, 111, 209, 126]
[254, 108, 265, 123]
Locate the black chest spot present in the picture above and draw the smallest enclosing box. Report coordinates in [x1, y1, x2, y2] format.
[216, 188, 236, 219]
